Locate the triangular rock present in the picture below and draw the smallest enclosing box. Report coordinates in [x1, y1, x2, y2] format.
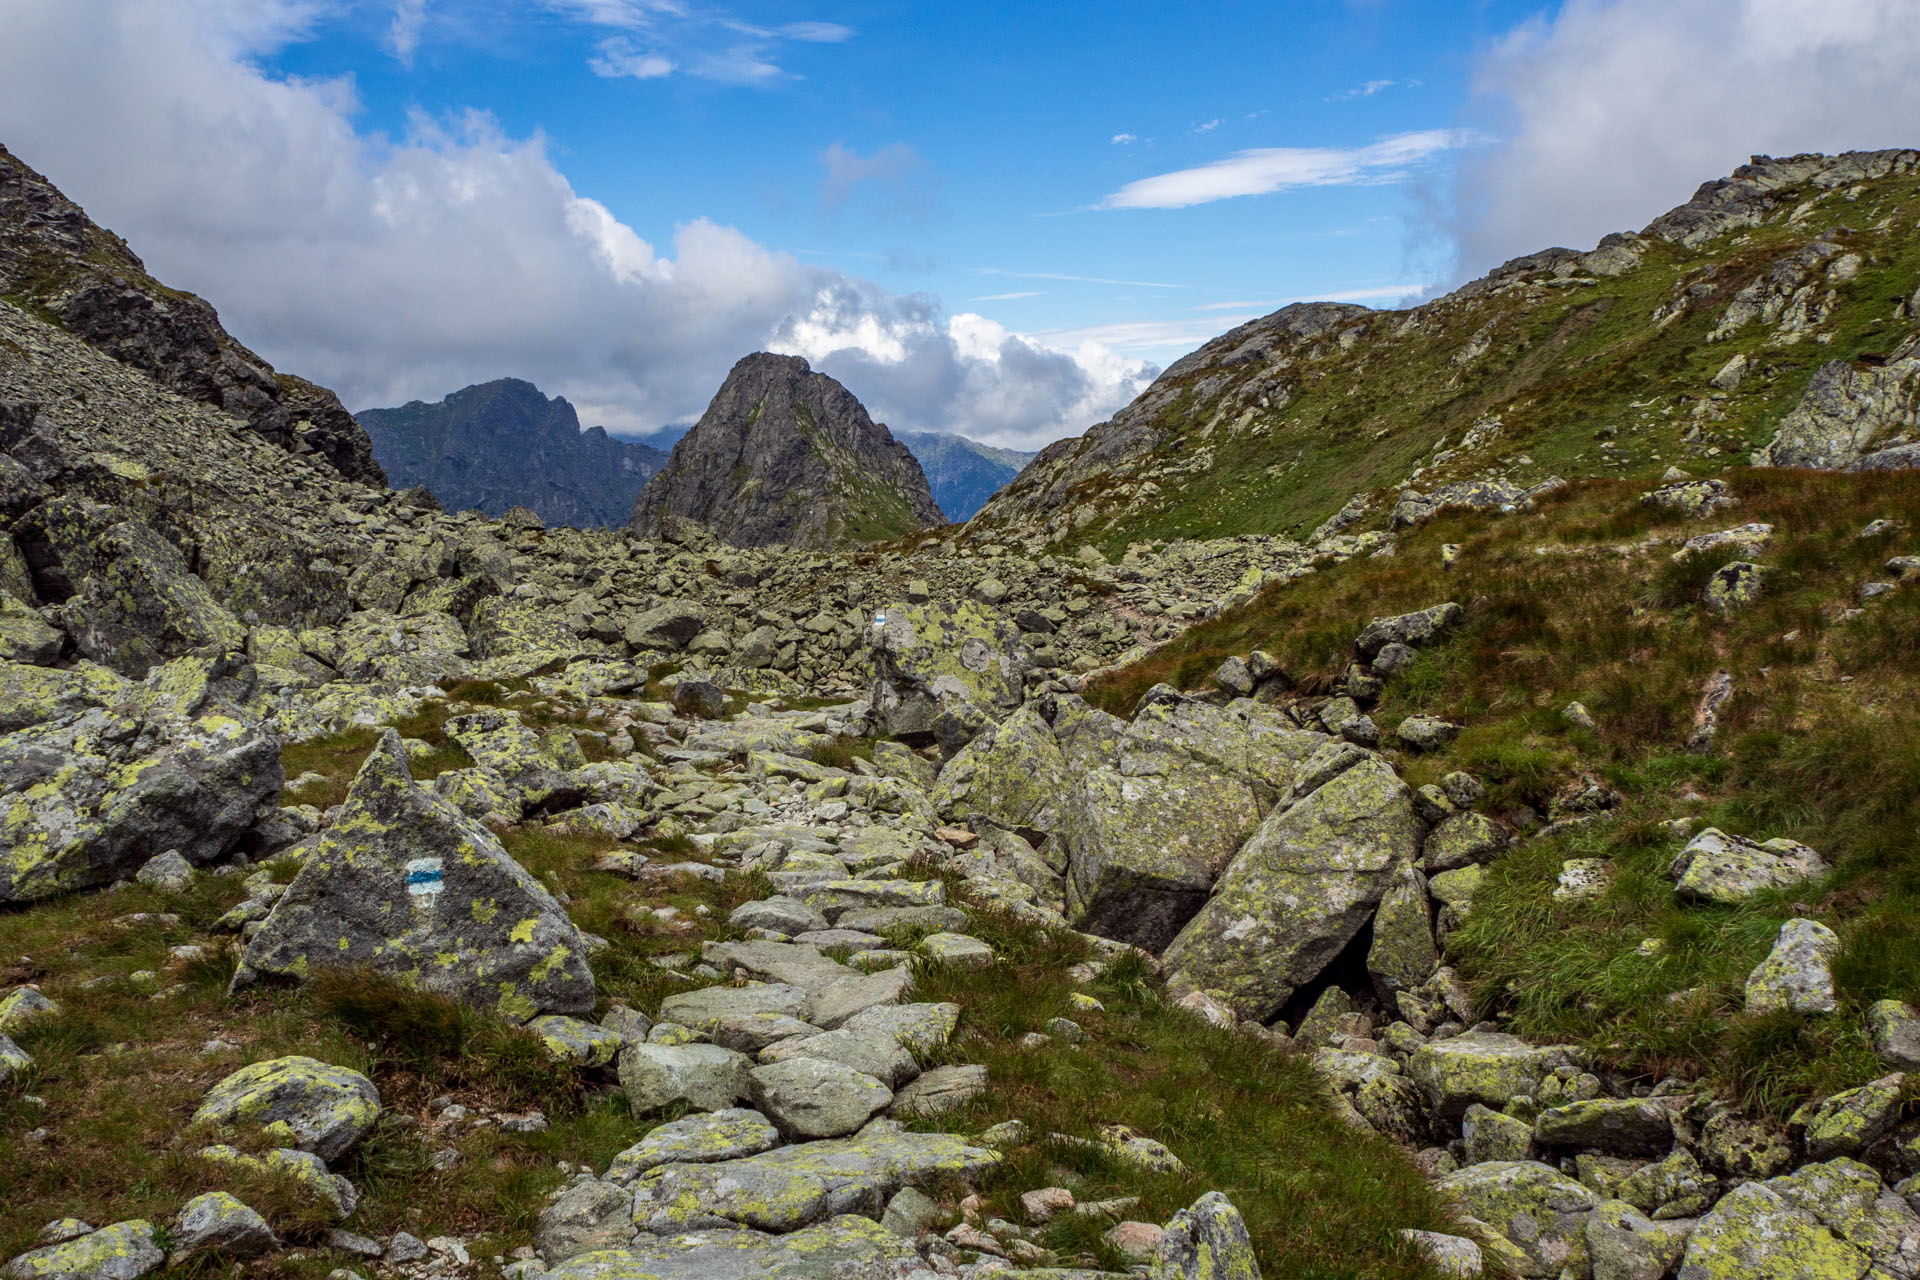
[238, 730, 594, 1021]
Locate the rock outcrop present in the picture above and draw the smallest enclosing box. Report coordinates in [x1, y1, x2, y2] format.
[0, 143, 383, 484]
[358, 379, 667, 528]
[630, 353, 942, 547]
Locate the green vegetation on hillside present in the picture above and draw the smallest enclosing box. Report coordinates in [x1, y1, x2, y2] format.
[1091, 465, 1920, 1116]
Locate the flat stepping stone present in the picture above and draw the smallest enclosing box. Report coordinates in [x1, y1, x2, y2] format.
[658, 982, 811, 1027]
[793, 929, 887, 949]
[605, 1108, 781, 1184]
[701, 1011, 824, 1054]
[528, 1016, 624, 1067]
[758, 1028, 921, 1088]
[749, 1058, 893, 1139]
[842, 1003, 961, 1056]
[617, 1042, 751, 1116]
[727, 897, 829, 936]
[811, 966, 916, 1030]
[922, 932, 994, 968]
[889, 1064, 988, 1117]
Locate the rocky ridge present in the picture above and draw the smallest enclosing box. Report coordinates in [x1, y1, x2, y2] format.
[358, 380, 668, 530]
[970, 149, 1920, 553]
[0, 143, 383, 485]
[890, 432, 1036, 523]
[631, 353, 944, 548]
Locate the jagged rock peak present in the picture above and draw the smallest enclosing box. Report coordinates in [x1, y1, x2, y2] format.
[356, 378, 666, 529]
[629, 352, 943, 548]
[0, 142, 384, 485]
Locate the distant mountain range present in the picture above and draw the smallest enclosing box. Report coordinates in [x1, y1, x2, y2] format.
[893, 430, 1036, 522]
[359, 379, 1035, 528]
[356, 379, 667, 528]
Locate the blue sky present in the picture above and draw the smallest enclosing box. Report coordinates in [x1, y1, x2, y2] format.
[2, 0, 1915, 448]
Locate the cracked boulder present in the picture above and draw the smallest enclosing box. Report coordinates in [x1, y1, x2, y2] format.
[236, 729, 595, 1021]
[0, 654, 281, 904]
[868, 599, 1033, 747]
[1162, 756, 1419, 1022]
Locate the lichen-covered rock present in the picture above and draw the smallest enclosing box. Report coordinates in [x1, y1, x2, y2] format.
[1870, 1000, 1920, 1071]
[1147, 1191, 1260, 1280]
[1060, 760, 1260, 952]
[1641, 478, 1735, 517]
[1, 655, 282, 904]
[636, 1158, 830, 1234]
[1355, 603, 1463, 658]
[25, 495, 245, 676]
[197, 1144, 358, 1220]
[529, 1015, 625, 1066]
[2, 1221, 165, 1280]
[1367, 863, 1437, 1006]
[544, 1212, 919, 1280]
[841, 1003, 959, 1057]
[1676, 1177, 1869, 1279]
[1422, 811, 1510, 873]
[749, 1058, 893, 1139]
[237, 730, 595, 1021]
[1584, 1199, 1689, 1280]
[1394, 715, 1460, 752]
[868, 600, 1033, 744]
[759, 1028, 919, 1090]
[0, 986, 57, 1035]
[536, 1180, 634, 1265]
[1163, 758, 1419, 1022]
[1745, 918, 1842, 1015]
[0, 593, 61, 665]
[1409, 1032, 1581, 1122]
[1465, 1103, 1535, 1164]
[0, 660, 131, 734]
[0, 1031, 31, 1085]
[1435, 1161, 1599, 1278]
[618, 1042, 753, 1116]
[604, 1108, 782, 1184]
[888, 1064, 987, 1118]
[1700, 561, 1768, 613]
[1533, 1098, 1675, 1157]
[929, 702, 1070, 835]
[1671, 827, 1829, 903]
[168, 1193, 277, 1264]
[1758, 333, 1920, 470]
[191, 1056, 380, 1162]
[1792, 1073, 1907, 1161]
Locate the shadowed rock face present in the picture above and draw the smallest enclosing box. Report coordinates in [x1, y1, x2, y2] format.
[630, 353, 943, 548]
[0, 144, 384, 486]
[358, 379, 667, 529]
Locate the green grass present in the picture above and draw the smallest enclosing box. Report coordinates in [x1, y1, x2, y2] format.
[1088, 465, 1920, 1115]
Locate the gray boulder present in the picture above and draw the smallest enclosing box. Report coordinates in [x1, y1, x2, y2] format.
[1671, 827, 1829, 903]
[1436, 1161, 1599, 1278]
[1147, 1192, 1261, 1280]
[168, 1193, 277, 1264]
[1744, 918, 1841, 1015]
[1355, 603, 1463, 658]
[618, 1042, 753, 1116]
[604, 1108, 782, 1183]
[868, 600, 1034, 745]
[238, 731, 595, 1021]
[1869, 1000, 1920, 1070]
[1, 655, 281, 905]
[191, 1056, 379, 1163]
[1163, 758, 1419, 1022]
[749, 1058, 893, 1139]
[2, 1221, 165, 1280]
[758, 1028, 920, 1089]
[536, 1180, 634, 1265]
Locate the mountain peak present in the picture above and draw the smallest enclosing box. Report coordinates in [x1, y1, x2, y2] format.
[629, 351, 944, 547]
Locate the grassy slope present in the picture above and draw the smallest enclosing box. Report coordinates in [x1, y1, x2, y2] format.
[1088, 465, 1920, 1118]
[974, 167, 1920, 558]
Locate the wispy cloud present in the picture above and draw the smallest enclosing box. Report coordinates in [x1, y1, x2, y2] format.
[388, 0, 428, 64]
[971, 291, 1044, 301]
[1040, 283, 1427, 351]
[1327, 77, 1400, 101]
[549, 0, 852, 84]
[818, 141, 935, 223]
[1111, 132, 1137, 145]
[1193, 117, 1221, 133]
[973, 267, 1185, 289]
[1099, 129, 1478, 210]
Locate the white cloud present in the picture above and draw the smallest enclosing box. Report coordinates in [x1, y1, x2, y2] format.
[0, 0, 1136, 454]
[1101, 129, 1478, 210]
[1450, 0, 1920, 278]
[1111, 132, 1137, 145]
[1193, 118, 1221, 133]
[388, 0, 428, 64]
[588, 38, 676, 79]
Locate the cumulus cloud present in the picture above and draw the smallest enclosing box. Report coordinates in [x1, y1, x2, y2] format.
[1101, 129, 1477, 210]
[1111, 133, 1137, 145]
[0, 0, 1148, 451]
[1448, 0, 1920, 278]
